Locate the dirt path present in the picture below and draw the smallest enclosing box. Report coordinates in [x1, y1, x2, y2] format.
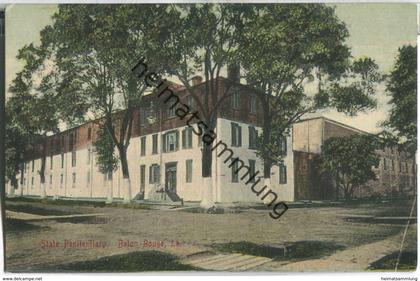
[262, 224, 417, 272]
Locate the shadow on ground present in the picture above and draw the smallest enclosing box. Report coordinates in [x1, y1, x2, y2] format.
[368, 251, 417, 271]
[29, 251, 201, 272]
[211, 240, 346, 261]
[5, 218, 49, 233]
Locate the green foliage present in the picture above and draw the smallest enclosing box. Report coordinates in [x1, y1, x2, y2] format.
[94, 124, 119, 175]
[327, 57, 381, 116]
[240, 5, 381, 174]
[320, 134, 380, 200]
[383, 45, 417, 155]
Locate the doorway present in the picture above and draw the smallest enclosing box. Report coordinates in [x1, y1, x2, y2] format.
[165, 162, 177, 193]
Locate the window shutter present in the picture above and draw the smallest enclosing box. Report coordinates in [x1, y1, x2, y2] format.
[162, 134, 166, 153]
[231, 122, 235, 146]
[149, 166, 152, 183]
[175, 130, 180, 150]
[238, 125, 242, 147]
[182, 129, 186, 149]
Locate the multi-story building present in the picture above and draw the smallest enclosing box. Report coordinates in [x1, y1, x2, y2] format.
[6, 72, 416, 203]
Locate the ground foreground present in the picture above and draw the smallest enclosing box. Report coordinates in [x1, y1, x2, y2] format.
[3, 197, 417, 272]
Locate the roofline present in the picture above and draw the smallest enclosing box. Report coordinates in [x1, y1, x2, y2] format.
[296, 116, 372, 135]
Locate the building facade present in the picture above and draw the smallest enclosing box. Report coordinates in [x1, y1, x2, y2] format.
[6, 76, 416, 204]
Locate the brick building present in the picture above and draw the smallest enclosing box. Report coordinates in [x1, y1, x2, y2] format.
[6, 74, 416, 203]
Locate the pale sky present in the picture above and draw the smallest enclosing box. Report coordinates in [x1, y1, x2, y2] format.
[4, 3, 418, 133]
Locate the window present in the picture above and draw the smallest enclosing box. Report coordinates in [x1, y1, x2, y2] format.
[32, 160, 34, 172]
[280, 136, 287, 156]
[87, 171, 90, 185]
[72, 172, 76, 187]
[279, 164, 287, 184]
[71, 151, 77, 167]
[152, 134, 158, 154]
[31, 177, 34, 187]
[250, 94, 257, 114]
[231, 158, 239, 182]
[383, 158, 387, 170]
[149, 164, 160, 184]
[87, 127, 92, 140]
[140, 165, 146, 192]
[163, 130, 179, 152]
[167, 105, 176, 118]
[50, 156, 53, 169]
[87, 148, 91, 164]
[248, 126, 258, 149]
[231, 122, 242, 147]
[49, 175, 53, 184]
[140, 136, 146, 156]
[61, 153, 64, 169]
[186, 160, 193, 183]
[60, 174, 63, 185]
[400, 161, 402, 172]
[139, 108, 147, 126]
[186, 95, 195, 110]
[182, 127, 193, 149]
[391, 159, 395, 171]
[406, 162, 409, 173]
[231, 91, 240, 109]
[248, 160, 256, 183]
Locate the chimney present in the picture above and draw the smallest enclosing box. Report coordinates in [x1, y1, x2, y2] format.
[227, 64, 240, 83]
[191, 75, 203, 86]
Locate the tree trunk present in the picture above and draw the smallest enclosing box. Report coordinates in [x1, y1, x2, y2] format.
[19, 165, 24, 197]
[412, 154, 417, 196]
[200, 140, 214, 208]
[118, 146, 131, 202]
[39, 140, 47, 199]
[8, 177, 17, 197]
[106, 173, 113, 203]
[262, 104, 272, 181]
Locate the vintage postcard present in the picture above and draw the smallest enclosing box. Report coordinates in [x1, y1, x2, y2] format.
[1, 2, 417, 275]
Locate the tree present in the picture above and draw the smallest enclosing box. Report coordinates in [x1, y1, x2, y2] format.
[383, 45, 417, 155]
[94, 121, 119, 203]
[320, 134, 379, 200]
[34, 4, 167, 202]
[241, 4, 380, 185]
[382, 45, 417, 194]
[147, 4, 256, 207]
[8, 44, 60, 199]
[5, 102, 31, 196]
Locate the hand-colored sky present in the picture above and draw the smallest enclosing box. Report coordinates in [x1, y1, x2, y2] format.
[5, 3, 417, 133]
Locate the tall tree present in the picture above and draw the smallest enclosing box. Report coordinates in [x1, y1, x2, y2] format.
[320, 134, 379, 200]
[8, 44, 60, 198]
[147, 3, 256, 207]
[241, 4, 380, 185]
[383, 45, 417, 155]
[382, 45, 417, 193]
[94, 121, 119, 203]
[35, 4, 167, 201]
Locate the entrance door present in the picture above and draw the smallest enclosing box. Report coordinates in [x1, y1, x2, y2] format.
[165, 162, 177, 193]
